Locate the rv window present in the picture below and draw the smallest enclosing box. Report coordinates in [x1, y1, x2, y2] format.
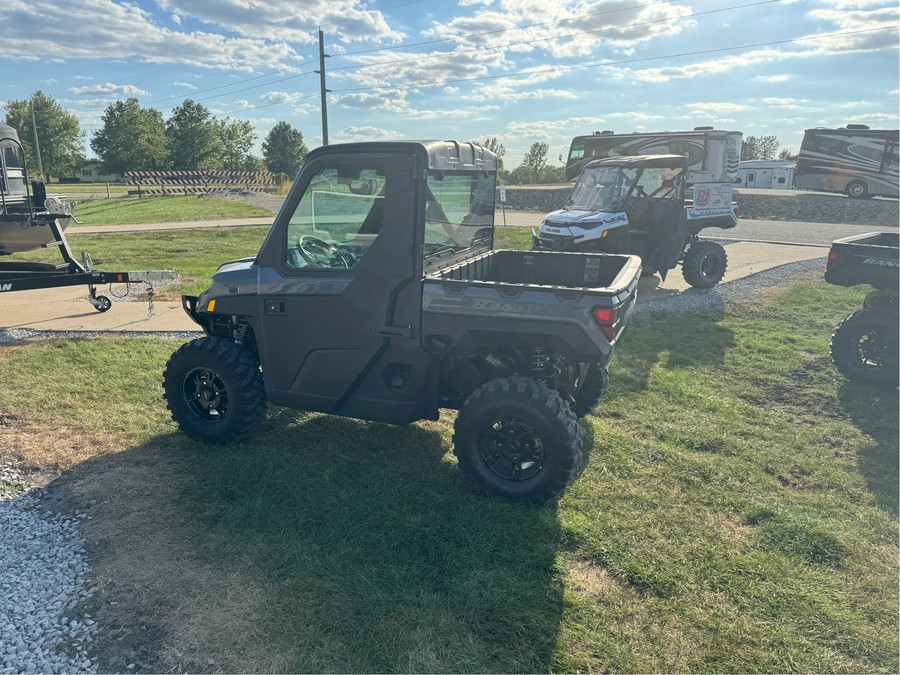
[777, 177, 785, 184]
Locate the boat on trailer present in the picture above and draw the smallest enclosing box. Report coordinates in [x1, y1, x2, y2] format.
[0, 123, 78, 254]
[0, 123, 173, 312]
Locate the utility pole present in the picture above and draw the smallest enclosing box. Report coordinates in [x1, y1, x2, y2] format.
[315, 29, 331, 146]
[30, 99, 45, 182]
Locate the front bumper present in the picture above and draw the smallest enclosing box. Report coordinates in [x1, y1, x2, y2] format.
[531, 228, 575, 251]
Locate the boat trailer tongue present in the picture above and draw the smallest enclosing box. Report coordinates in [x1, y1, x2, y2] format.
[0, 217, 177, 316]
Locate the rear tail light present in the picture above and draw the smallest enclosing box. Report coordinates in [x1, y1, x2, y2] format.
[826, 249, 840, 271]
[592, 306, 619, 342]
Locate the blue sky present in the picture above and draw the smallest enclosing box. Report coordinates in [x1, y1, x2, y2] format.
[1, 0, 897, 166]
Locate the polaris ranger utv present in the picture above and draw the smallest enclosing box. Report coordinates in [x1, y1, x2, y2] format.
[825, 231, 899, 390]
[532, 154, 737, 288]
[163, 141, 642, 504]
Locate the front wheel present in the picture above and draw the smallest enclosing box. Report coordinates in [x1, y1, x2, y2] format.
[453, 377, 584, 505]
[682, 240, 727, 289]
[830, 310, 899, 390]
[163, 337, 267, 443]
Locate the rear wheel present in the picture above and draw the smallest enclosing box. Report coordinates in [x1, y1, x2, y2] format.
[453, 377, 584, 505]
[569, 364, 609, 417]
[845, 180, 868, 198]
[163, 337, 267, 443]
[682, 240, 727, 289]
[830, 310, 899, 390]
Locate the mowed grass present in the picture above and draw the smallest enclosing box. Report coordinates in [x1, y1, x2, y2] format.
[0, 272, 895, 672]
[68, 195, 275, 226]
[11, 226, 527, 298]
[8, 227, 269, 298]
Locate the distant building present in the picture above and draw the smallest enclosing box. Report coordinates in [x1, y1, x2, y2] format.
[734, 161, 795, 190]
[76, 161, 124, 183]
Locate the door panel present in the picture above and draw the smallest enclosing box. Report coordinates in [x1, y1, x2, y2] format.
[255, 152, 431, 421]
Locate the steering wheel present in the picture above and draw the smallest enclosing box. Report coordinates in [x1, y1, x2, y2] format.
[296, 235, 355, 268]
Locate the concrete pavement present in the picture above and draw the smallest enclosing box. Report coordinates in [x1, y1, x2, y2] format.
[2, 226, 826, 334]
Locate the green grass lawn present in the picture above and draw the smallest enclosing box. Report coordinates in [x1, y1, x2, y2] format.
[68, 195, 275, 226]
[11, 226, 528, 298]
[0, 261, 895, 671]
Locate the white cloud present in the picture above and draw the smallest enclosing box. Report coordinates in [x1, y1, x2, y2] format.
[173, 82, 198, 90]
[0, 0, 303, 71]
[156, 0, 403, 45]
[685, 102, 748, 114]
[333, 126, 405, 142]
[425, 0, 694, 59]
[260, 91, 297, 105]
[69, 83, 150, 96]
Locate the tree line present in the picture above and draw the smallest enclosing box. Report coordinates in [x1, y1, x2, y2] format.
[3, 92, 309, 180]
[3, 91, 795, 184]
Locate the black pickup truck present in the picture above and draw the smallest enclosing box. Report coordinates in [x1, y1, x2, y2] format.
[825, 231, 898, 389]
[162, 141, 642, 504]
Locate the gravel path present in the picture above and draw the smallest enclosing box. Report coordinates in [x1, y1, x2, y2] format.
[0, 465, 98, 675]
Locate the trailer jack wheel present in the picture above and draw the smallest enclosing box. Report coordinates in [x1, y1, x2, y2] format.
[93, 295, 112, 312]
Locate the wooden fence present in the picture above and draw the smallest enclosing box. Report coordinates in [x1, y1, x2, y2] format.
[125, 170, 276, 196]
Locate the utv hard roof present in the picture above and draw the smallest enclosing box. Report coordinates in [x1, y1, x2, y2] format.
[304, 140, 497, 172]
[583, 154, 688, 170]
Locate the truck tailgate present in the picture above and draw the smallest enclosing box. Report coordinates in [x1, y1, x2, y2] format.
[825, 231, 899, 289]
[422, 250, 641, 362]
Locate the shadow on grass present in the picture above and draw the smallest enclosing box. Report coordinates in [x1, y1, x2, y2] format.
[837, 383, 900, 516]
[611, 311, 736, 393]
[47, 409, 565, 673]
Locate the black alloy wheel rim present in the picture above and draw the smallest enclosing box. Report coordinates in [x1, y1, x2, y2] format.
[700, 253, 721, 281]
[183, 367, 229, 422]
[854, 329, 898, 371]
[478, 417, 545, 481]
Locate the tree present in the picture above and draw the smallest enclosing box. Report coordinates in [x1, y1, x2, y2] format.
[91, 98, 169, 174]
[262, 122, 308, 176]
[778, 148, 798, 161]
[4, 91, 84, 179]
[741, 135, 781, 161]
[214, 118, 256, 171]
[508, 142, 550, 184]
[166, 99, 218, 170]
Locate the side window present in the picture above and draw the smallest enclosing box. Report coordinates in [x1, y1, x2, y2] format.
[284, 166, 386, 270]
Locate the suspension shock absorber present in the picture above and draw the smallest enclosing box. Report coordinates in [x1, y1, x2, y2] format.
[527, 347, 559, 387]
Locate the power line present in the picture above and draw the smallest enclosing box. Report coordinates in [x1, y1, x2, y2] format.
[144, 60, 317, 106]
[196, 24, 898, 119]
[337, 0, 677, 57]
[327, 26, 897, 96]
[328, 0, 781, 76]
[151, 0, 677, 109]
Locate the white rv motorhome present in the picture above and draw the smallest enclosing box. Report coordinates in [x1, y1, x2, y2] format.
[564, 127, 742, 184]
[794, 125, 898, 198]
[735, 161, 796, 189]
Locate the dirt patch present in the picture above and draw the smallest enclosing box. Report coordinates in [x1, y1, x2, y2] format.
[1, 420, 286, 674]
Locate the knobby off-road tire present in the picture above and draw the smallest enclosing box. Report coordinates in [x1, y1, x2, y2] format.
[163, 336, 267, 444]
[830, 310, 899, 390]
[452, 377, 584, 505]
[681, 240, 727, 289]
[569, 364, 609, 418]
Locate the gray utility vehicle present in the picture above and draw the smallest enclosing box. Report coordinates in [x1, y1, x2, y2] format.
[163, 141, 642, 504]
[532, 155, 737, 288]
[825, 231, 898, 390]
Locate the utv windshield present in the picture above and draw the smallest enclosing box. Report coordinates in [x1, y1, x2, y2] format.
[423, 170, 495, 269]
[567, 166, 638, 212]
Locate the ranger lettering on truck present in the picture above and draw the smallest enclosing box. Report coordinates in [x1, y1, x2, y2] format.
[162, 140, 642, 505]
